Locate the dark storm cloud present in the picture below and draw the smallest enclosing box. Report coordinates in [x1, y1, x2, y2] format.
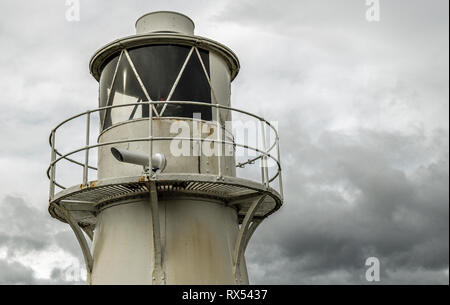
[0, 195, 81, 259]
[0, 260, 36, 284]
[0, 195, 83, 283]
[0, 196, 53, 255]
[246, 119, 449, 284]
[0, 260, 83, 284]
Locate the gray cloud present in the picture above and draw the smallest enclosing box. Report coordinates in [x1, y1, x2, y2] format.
[0, 0, 447, 284]
[53, 230, 85, 260]
[246, 121, 449, 284]
[0, 195, 83, 283]
[0, 260, 36, 284]
[0, 196, 53, 256]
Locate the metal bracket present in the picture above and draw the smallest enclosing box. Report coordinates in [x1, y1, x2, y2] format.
[232, 194, 266, 284]
[148, 181, 165, 284]
[50, 203, 94, 275]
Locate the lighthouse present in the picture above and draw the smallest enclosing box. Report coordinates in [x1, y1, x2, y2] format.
[47, 11, 283, 284]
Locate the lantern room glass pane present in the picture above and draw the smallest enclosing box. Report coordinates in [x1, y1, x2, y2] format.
[129, 45, 211, 119]
[99, 56, 118, 128]
[98, 44, 212, 131]
[169, 47, 211, 119]
[102, 53, 144, 129]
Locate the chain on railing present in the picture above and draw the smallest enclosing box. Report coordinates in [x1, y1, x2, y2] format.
[47, 101, 283, 201]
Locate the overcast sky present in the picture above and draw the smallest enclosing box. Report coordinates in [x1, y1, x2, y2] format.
[0, 0, 448, 284]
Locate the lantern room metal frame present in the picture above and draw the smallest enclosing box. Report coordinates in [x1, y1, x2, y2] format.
[46, 44, 284, 283]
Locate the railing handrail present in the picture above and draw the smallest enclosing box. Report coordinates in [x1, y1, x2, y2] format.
[48, 101, 283, 201]
[50, 101, 279, 141]
[48, 101, 279, 167]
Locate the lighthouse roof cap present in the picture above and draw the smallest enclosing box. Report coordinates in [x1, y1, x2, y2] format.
[135, 11, 195, 36]
[89, 11, 240, 81]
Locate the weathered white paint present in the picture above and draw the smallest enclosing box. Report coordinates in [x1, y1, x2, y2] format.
[97, 118, 235, 178]
[91, 196, 248, 284]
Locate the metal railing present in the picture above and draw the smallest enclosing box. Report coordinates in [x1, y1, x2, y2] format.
[47, 101, 283, 202]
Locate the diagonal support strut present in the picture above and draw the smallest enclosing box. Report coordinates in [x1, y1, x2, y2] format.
[148, 181, 165, 284]
[50, 203, 94, 278]
[232, 194, 266, 284]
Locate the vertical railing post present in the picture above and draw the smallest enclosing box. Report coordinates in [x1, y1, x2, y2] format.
[83, 112, 91, 186]
[49, 130, 56, 200]
[259, 123, 265, 185]
[260, 120, 269, 188]
[149, 101, 153, 173]
[216, 104, 222, 178]
[276, 136, 283, 200]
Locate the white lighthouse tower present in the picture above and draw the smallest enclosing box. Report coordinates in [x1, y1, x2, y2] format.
[47, 11, 283, 284]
